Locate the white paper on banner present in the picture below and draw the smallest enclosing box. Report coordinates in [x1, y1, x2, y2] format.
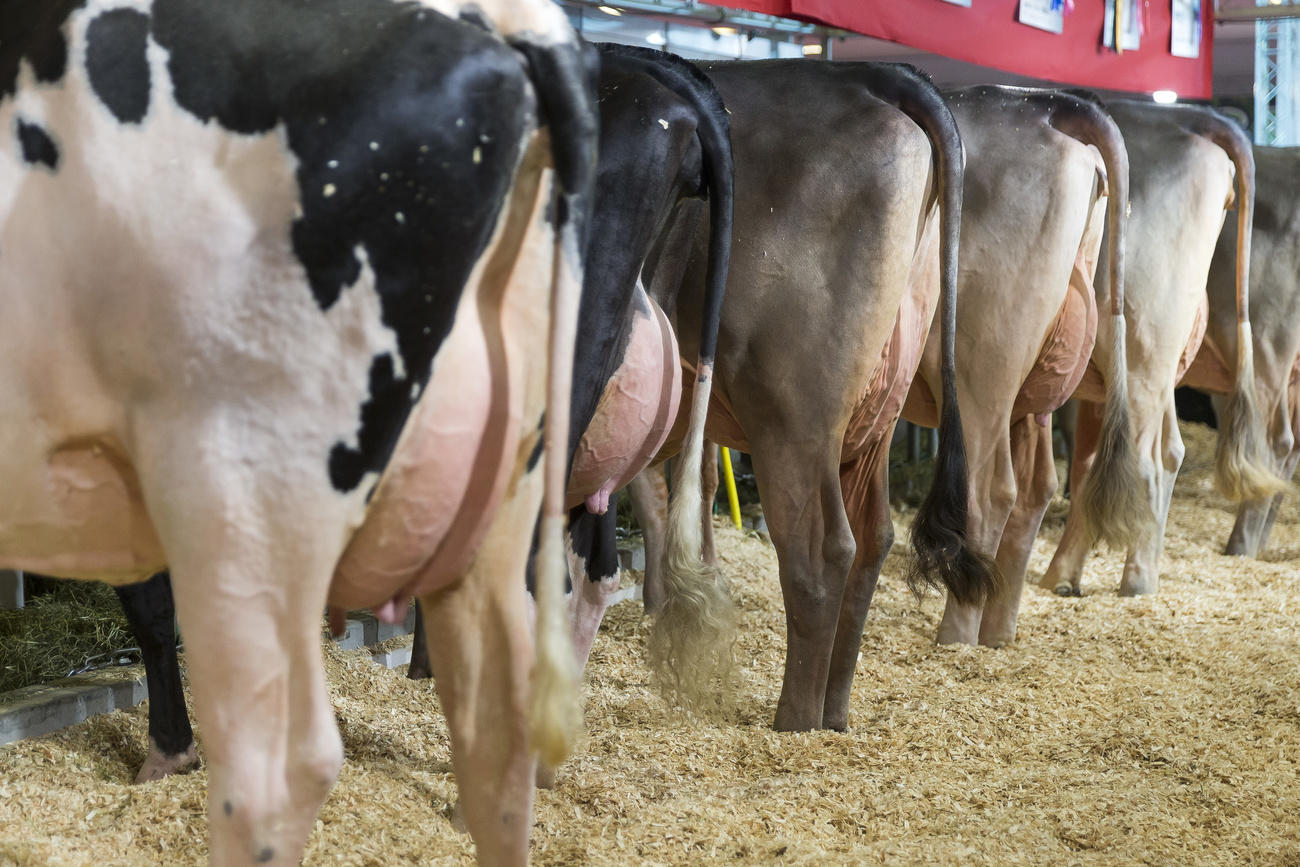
[1103, 0, 1141, 51]
[941, 0, 973, 7]
[1170, 0, 1201, 58]
[1019, 0, 1063, 33]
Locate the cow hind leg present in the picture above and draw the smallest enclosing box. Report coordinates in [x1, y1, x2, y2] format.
[628, 467, 669, 615]
[1226, 498, 1276, 558]
[1253, 488, 1291, 555]
[407, 603, 432, 681]
[566, 501, 621, 673]
[419, 467, 543, 865]
[1118, 403, 1183, 596]
[937, 412, 1019, 646]
[822, 435, 892, 732]
[979, 416, 1058, 646]
[145, 469, 345, 865]
[749, 434, 856, 732]
[1057, 400, 1079, 497]
[114, 571, 198, 783]
[1042, 399, 1104, 595]
[701, 441, 720, 565]
[1226, 451, 1298, 557]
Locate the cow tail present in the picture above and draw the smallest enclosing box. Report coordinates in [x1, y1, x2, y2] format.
[599, 45, 739, 712]
[1048, 93, 1148, 549]
[875, 65, 1000, 606]
[514, 38, 597, 768]
[1191, 113, 1284, 502]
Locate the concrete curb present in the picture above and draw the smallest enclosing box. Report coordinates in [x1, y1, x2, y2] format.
[0, 557, 650, 748]
[0, 611, 418, 748]
[0, 667, 148, 747]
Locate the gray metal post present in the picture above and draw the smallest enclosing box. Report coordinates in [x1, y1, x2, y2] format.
[0, 571, 23, 610]
[1256, 3, 1300, 146]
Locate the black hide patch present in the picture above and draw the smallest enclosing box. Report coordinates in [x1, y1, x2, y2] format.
[112, 572, 193, 757]
[1, 0, 83, 99]
[458, 6, 493, 33]
[16, 119, 58, 169]
[567, 503, 620, 584]
[329, 353, 406, 492]
[567, 67, 701, 466]
[525, 423, 546, 473]
[149, 0, 534, 492]
[85, 8, 152, 123]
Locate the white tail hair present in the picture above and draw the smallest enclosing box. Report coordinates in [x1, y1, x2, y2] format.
[530, 196, 583, 770]
[1216, 320, 1287, 502]
[647, 364, 738, 713]
[1078, 313, 1150, 549]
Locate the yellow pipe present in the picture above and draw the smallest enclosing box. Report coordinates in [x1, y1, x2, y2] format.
[1115, 0, 1124, 55]
[720, 445, 743, 530]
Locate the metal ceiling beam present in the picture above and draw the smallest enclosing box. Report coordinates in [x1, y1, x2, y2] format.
[559, 0, 824, 35]
[1217, 4, 1300, 21]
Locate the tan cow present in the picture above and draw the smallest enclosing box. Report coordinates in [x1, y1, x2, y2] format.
[1044, 101, 1283, 597]
[1184, 146, 1300, 557]
[644, 60, 998, 733]
[901, 86, 1147, 646]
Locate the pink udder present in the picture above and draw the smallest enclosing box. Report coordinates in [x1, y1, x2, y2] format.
[585, 482, 615, 515]
[373, 594, 412, 625]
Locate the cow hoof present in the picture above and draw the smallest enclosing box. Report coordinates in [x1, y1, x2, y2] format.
[1052, 582, 1077, 597]
[135, 742, 199, 784]
[1117, 582, 1156, 597]
[535, 764, 558, 789]
[447, 801, 469, 834]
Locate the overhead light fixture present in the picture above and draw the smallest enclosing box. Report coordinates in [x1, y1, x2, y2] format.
[1152, 89, 1178, 104]
[802, 43, 823, 55]
[597, 5, 622, 15]
[712, 26, 738, 36]
[646, 31, 667, 45]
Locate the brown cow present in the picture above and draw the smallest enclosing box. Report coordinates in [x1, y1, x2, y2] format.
[644, 61, 999, 733]
[1184, 146, 1300, 557]
[901, 86, 1147, 647]
[1043, 100, 1283, 597]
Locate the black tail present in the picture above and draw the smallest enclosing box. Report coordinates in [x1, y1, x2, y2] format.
[511, 38, 599, 258]
[594, 43, 733, 364]
[860, 63, 1000, 606]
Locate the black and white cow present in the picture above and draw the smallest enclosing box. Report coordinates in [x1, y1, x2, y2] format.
[410, 41, 734, 684]
[1, 1, 596, 864]
[45, 41, 734, 797]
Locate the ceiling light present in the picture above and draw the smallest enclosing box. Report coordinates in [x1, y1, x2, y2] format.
[597, 5, 622, 15]
[646, 31, 667, 45]
[712, 26, 738, 36]
[1152, 89, 1178, 104]
[802, 43, 823, 55]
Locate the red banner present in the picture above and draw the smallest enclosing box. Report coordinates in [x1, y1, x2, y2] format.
[720, 1, 1213, 99]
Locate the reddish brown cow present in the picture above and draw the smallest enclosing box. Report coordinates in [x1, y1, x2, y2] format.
[644, 61, 998, 732]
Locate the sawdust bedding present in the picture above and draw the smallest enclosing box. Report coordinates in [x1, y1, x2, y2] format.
[1, 422, 1297, 865]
